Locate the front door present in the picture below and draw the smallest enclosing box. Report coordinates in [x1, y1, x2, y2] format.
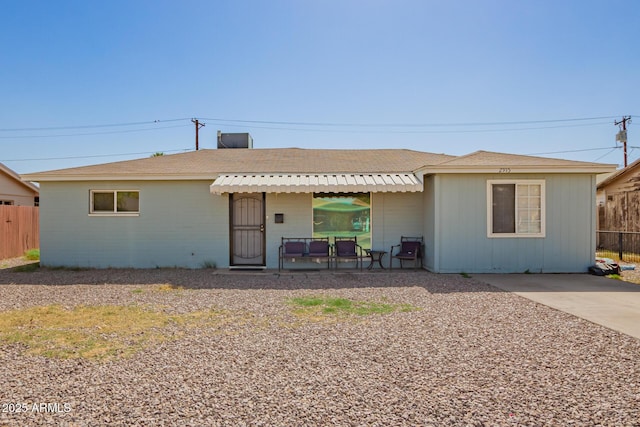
[230, 193, 265, 267]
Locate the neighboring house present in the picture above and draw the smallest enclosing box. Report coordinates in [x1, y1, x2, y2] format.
[22, 146, 615, 273]
[0, 163, 39, 206]
[596, 158, 640, 231]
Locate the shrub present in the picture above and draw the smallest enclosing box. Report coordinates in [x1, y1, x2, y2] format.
[23, 249, 40, 260]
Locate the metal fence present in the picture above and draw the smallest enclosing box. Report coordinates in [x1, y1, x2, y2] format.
[596, 231, 640, 263]
[0, 205, 39, 259]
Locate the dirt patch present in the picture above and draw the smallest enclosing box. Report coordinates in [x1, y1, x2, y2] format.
[0, 257, 38, 270]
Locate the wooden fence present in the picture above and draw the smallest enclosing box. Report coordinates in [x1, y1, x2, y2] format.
[599, 191, 640, 232]
[0, 205, 39, 259]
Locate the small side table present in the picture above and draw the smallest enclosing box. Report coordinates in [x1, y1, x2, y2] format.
[366, 249, 387, 270]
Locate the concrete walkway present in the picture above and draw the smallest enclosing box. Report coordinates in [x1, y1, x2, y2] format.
[478, 273, 640, 340]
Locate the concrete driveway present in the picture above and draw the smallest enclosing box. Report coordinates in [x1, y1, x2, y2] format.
[477, 273, 640, 340]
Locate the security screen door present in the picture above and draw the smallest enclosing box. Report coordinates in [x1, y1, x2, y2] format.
[230, 193, 265, 266]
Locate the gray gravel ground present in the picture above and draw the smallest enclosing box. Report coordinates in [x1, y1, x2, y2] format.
[0, 268, 639, 426]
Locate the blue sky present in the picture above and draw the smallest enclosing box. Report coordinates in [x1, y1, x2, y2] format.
[1, 1, 638, 174]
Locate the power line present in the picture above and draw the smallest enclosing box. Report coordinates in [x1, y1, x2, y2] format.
[0, 119, 613, 139]
[0, 115, 622, 133]
[593, 147, 619, 162]
[526, 147, 618, 156]
[0, 124, 191, 139]
[0, 118, 190, 132]
[198, 115, 621, 128]
[199, 120, 613, 134]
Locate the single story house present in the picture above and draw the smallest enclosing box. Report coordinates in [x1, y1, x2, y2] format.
[0, 162, 39, 206]
[22, 145, 615, 273]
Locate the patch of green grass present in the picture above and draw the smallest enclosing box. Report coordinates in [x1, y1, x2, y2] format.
[288, 296, 419, 319]
[606, 274, 622, 280]
[460, 272, 471, 278]
[23, 249, 40, 260]
[0, 304, 224, 360]
[131, 288, 144, 294]
[290, 296, 325, 307]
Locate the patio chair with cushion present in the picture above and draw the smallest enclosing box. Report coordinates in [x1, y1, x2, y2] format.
[333, 236, 364, 270]
[389, 236, 424, 270]
[279, 240, 306, 271]
[308, 239, 332, 269]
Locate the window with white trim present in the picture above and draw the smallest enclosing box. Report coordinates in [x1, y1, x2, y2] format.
[487, 180, 544, 237]
[90, 190, 139, 215]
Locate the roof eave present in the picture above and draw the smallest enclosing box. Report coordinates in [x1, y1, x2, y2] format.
[0, 166, 39, 193]
[20, 174, 218, 182]
[596, 161, 640, 189]
[421, 165, 617, 174]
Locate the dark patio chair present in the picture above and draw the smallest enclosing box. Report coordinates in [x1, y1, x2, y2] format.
[308, 239, 331, 269]
[389, 236, 424, 270]
[279, 240, 306, 271]
[333, 236, 363, 270]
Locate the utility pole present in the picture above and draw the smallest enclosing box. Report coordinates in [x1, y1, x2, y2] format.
[191, 118, 205, 150]
[615, 116, 631, 167]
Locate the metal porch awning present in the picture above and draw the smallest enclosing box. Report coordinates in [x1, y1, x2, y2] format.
[209, 173, 423, 194]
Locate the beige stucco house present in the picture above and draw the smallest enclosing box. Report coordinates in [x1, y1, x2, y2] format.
[0, 163, 39, 206]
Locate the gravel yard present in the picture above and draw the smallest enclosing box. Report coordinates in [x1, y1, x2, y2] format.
[0, 267, 639, 426]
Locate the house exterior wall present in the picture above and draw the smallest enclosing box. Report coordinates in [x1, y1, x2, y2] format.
[431, 173, 596, 273]
[0, 172, 37, 206]
[39, 182, 427, 269]
[39, 180, 229, 268]
[422, 175, 437, 271]
[370, 192, 424, 261]
[265, 192, 313, 269]
[38, 174, 597, 272]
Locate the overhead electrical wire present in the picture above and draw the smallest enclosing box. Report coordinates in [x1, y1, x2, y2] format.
[0, 116, 632, 132]
[0, 124, 192, 139]
[0, 118, 190, 132]
[0, 148, 191, 162]
[198, 115, 622, 128]
[198, 120, 614, 134]
[593, 147, 620, 162]
[0, 114, 632, 164]
[525, 147, 619, 156]
[0, 120, 615, 138]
